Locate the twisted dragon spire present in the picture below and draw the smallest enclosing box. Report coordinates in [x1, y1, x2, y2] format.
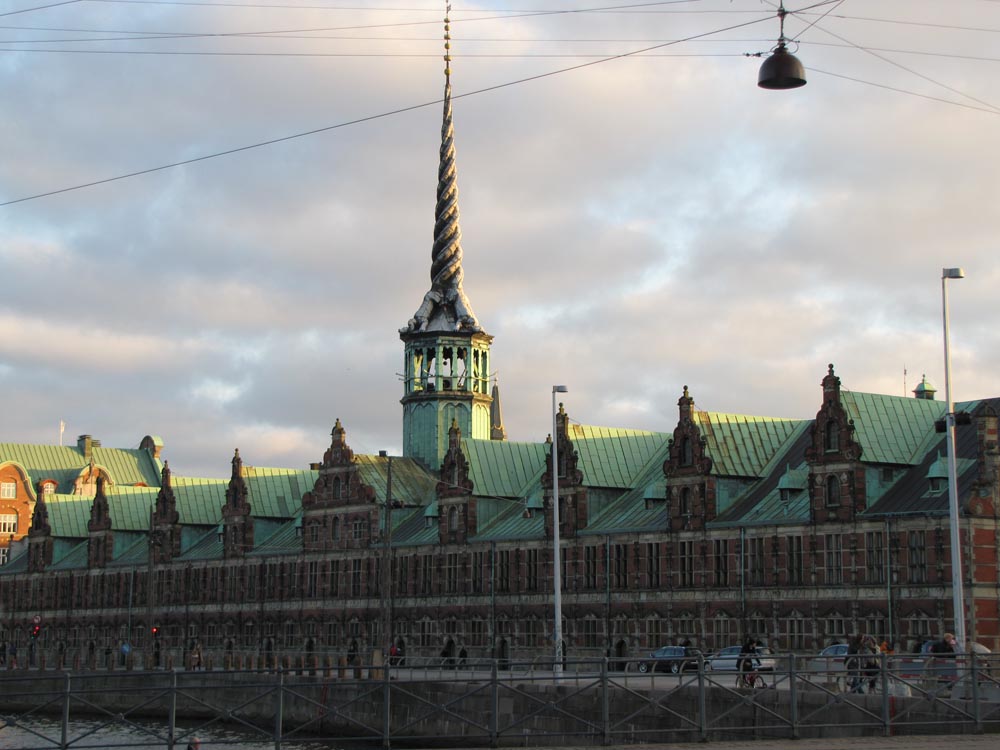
[402, 6, 482, 334]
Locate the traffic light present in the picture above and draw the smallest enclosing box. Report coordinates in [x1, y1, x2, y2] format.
[30, 624, 40, 640]
[151, 626, 159, 638]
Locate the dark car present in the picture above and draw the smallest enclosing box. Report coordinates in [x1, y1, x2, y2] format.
[637, 646, 703, 674]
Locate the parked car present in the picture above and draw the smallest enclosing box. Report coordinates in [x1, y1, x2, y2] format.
[637, 646, 703, 674]
[707, 645, 777, 672]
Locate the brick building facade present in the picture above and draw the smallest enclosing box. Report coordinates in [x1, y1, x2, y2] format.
[1, 33, 998, 670]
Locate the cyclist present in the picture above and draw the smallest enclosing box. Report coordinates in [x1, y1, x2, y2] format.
[738, 638, 758, 686]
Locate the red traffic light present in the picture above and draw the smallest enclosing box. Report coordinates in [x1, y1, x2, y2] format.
[151, 626, 159, 637]
[30, 624, 41, 639]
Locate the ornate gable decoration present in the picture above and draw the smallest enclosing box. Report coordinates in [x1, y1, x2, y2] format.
[805, 364, 862, 464]
[223, 450, 251, 515]
[437, 419, 473, 498]
[664, 386, 713, 478]
[303, 419, 376, 509]
[543, 403, 586, 541]
[544, 403, 583, 490]
[221, 449, 254, 558]
[151, 462, 182, 564]
[29, 484, 52, 538]
[27, 481, 53, 573]
[87, 475, 114, 568]
[153, 462, 180, 526]
[87, 475, 112, 533]
[805, 364, 865, 523]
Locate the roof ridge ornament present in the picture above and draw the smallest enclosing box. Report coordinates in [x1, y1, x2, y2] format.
[401, 4, 482, 335]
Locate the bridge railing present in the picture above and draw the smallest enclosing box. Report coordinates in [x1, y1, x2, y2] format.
[0, 653, 998, 749]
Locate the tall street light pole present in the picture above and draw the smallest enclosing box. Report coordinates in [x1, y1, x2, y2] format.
[379, 450, 394, 664]
[551, 385, 568, 676]
[942, 267, 966, 649]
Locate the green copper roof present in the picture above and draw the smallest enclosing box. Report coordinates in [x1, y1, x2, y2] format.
[0, 442, 161, 494]
[48, 539, 89, 571]
[582, 437, 672, 536]
[569, 424, 667, 489]
[353, 454, 438, 507]
[469, 499, 544, 543]
[464, 439, 546, 499]
[841, 391, 946, 464]
[695, 412, 808, 477]
[170, 468, 319, 524]
[45, 495, 93, 538]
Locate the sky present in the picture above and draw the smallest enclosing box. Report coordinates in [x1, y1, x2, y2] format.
[2, 0, 999, 478]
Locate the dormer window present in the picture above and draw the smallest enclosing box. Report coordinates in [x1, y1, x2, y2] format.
[824, 421, 839, 452]
[680, 487, 691, 517]
[680, 437, 693, 467]
[826, 475, 840, 507]
[929, 477, 944, 493]
[780, 488, 793, 505]
[0, 482, 15, 500]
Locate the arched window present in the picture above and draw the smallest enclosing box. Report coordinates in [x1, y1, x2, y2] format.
[824, 421, 839, 452]
[332, 476, 342, 499]
[332, 517, 341, 541]
[826, 475, 840, 507]
[448, 506, 459, 532]
[680, 487, 691, 517]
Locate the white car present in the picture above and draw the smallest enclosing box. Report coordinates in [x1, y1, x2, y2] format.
[707, 645, 777, 672]
[807, 643, 850, 682]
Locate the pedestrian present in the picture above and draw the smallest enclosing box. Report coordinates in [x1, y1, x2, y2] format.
[935, 633, 958, 654]
[861, 635, 880, 693]
[845, 635, 864, 693]
[9, 642, 17, 670]
[186, 736, 201, 750]
[926, 632, 958, 684]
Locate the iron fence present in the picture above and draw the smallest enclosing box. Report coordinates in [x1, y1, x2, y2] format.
[0, 653, 998, 749]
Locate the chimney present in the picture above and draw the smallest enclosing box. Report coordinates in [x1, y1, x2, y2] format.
[77, 435, 93, 459]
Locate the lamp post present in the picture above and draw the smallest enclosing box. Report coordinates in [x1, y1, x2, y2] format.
[379, 450, 394, 664]
[551, 385, 568, 676]
[942, 267, 966, 650]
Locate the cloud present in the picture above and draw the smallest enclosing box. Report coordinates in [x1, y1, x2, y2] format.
[1, 0, 998, 477]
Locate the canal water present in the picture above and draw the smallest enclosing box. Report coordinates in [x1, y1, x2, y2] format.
[0, 715, 366, 749]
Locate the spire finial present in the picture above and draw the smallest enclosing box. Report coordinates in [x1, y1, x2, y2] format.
[400, 2, 482, 335]
[444, 4, 452, 80]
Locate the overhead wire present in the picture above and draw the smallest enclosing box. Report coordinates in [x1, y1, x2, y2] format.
[0, 0, 81, 18]
[0, 47, 751, 56]
[0, 0, 727, 47]
[1, 10, 782, 207]
[808, 66, 1000, 116]
[2, 0, 998, 206]
[785, 4, 1000, 115]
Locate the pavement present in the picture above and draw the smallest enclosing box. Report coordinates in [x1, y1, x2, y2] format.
[505, 735, 1000, 750]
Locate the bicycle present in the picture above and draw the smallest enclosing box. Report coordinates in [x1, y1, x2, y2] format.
[736, 660, 766, 689]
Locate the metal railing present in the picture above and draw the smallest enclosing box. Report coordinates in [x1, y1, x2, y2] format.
[0, 653, 998, 749]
